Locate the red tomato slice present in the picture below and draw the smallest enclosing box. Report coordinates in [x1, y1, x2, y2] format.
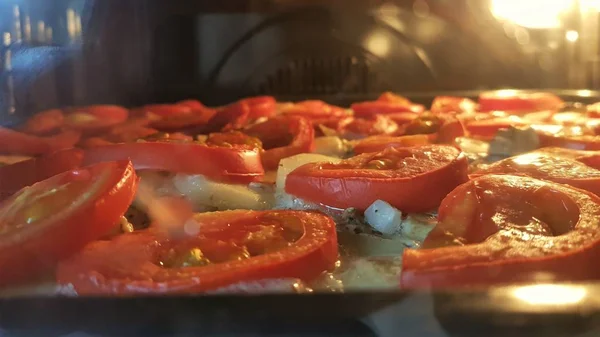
[535, 147, 600, 168]
[245, 116, 315, 170]
[588, 102, 600, 118]
[385, 112, 419, 125]
[140, 103, 215, 131]
[478, 91, 564, 112]
[465, 116, 526, 139]
[0, 148, 84, 201]
[82, 141, 264, 183]
[205, 131, 263, 150]
[176, 99, 206, 111]
[0, 127, 81, 156]
[399, 114, 466, 143]
[79, 137, 115, 148]
[0, 160, 137, 286]
[286, 145, 469, 212]
[430, 96, 477, 114]
[341, 115, 399, 139]
[377, 92, 412, 104]
[471, 149, 600, 196]
[351, 101, 424, 118]
[57, 210, 338, 295]
[537, 134, 600, 151]
[205, 101, 251, 132]
[401, 175, 600, 288]
[242, 96, 277, 119]
[352, 135, 433, 154]
[64, 105, 129, 133]
[282, 100, 347, 119]
[21, 109, 65, 135]
[436, 117, 467, 144]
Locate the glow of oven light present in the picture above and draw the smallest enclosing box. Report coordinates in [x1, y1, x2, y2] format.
[512, 284, 587, 305]
[491, 0, 572, 29]
[566, 30, 579, 42]
[577, 89, 594, 97]
[365, 32, 390, 57]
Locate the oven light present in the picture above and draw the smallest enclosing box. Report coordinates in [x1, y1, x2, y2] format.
[512, 284, 587, 305]
[566, 30, 579, 42]
[491, 0, 572, 29]
[365, 32, 390, 57]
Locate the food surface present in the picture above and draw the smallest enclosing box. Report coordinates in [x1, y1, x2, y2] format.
[3, 90, 600, 295]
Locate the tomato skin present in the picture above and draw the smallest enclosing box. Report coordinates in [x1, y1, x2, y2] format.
[0, 127, 81, 155]
[538, 134, 600, 151]
[64, 105, 129, 133]
[465, 117, 526, 139]
[430, 96, 477, 114]
[401, 175, 600, 289]
[176, 99, 206, 111]
[206, 101, 251, 132]
[341, 115, 399, 139]
[377, 92, 412, 104]
[0, 148, 84, 201]
[245, 116, 315, 170]
[242, 96, 277, 119]
[82, 142, 264, 183]
[351, 101, 424, 118]
[478, 91, 564, 112]
[285, 145, 469, 212]
[56, 210, 338, 295]
[353, 135, 433, 154]
[471, 149, 600, 196]
[0, 160, 137, 286]
[385, 112, 419, 125]
[137, 103, 215, 131]
[21, 109, 65, 135]
[282, 100, 347, 119]
[436, 117, 467, 144]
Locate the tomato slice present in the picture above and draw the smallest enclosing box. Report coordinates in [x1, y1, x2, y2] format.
[352, 135, 433, 154]
[242, 96, 277, 119]
[400, 114, 466, 143]
[21, 109, 65, 135]
[351, 101, 424, 118]
[206, 101, 251, 132]
[0, 148, 84, 201]
[140, 103, 215, 131]
[64, 105, 129, 133]
[478, 91, 564, 112]
[401, 175, 600, 288]
[285, 145, 469, 212]
[282, 100, 347, 119]
[537, 134, 600, 150]
[430, 96, 477, 114]
[377, 92, 412, 104]
[0, 160, 137, 286]
[176, 99, 206, 111]
[245, 116, 315, 170]
[82, 141, 264, 183]
[56, 210, 338, 295]
[471, 149, 600, 196]
[465, 116, 526, 139]
[205, 131, 263, 150]
[385, 112, 419, 125]
[0, 127, 81, 156]
[341, 115, 399, 139]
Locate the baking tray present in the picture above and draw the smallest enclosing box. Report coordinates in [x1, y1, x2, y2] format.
[3, 89, 600, 337]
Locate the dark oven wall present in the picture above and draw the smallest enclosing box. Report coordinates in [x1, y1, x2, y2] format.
[1, 0, 569, 124]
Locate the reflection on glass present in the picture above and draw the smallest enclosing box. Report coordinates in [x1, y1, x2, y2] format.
[491, 0, 571, 29]
[365, 32, 390, 57]
[513, 284, 587, 305]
